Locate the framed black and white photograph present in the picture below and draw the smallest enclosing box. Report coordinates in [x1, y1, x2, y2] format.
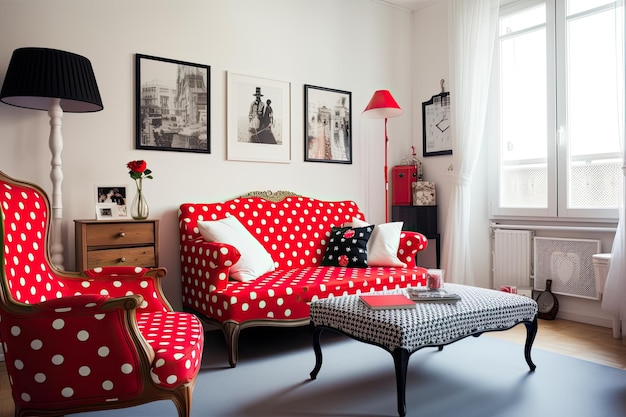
[304, 85, 352, 164]
[136, 54, 210, 153]
[227, 72, 290, 163]
[95, 185, 129, 219]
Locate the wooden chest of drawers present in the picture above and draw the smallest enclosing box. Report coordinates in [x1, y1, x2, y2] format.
[74, 219, 159, 271]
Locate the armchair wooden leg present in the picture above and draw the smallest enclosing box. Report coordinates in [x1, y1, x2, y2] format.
[171, 381, 195, 417]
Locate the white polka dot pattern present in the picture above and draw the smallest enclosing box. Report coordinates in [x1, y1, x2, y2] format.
[178, 197, 429, 326]
[0, 177, 205, 410]
[2, 183, 64, 304]
[181, 197, 368, 270]
[2, 299, 145, 404]
[136, 311, 204, 388]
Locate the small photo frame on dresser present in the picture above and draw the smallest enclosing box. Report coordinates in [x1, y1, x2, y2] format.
[95, 185, 129, 219]
[95, 203, 117, 220]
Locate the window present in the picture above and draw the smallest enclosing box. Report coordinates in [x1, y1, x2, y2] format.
[490, 0, 623, 220]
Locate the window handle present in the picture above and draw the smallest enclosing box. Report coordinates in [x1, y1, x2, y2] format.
[557, 127, 565, 147]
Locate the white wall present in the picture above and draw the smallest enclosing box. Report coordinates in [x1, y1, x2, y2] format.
[0, 0, 415, 309]
[413, 1, 452, 272]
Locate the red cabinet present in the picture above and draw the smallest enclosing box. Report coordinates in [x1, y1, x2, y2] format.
[392, 166, 417, 206]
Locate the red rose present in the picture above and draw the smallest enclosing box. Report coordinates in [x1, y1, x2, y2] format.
[126, 160, 153, 182]
[127, 160, 147, 173]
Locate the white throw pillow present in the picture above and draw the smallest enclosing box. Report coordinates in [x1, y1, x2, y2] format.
[197, 216, 275, 281]
[346, 217, 407, 268]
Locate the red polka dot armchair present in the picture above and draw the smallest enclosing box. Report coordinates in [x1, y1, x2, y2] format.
[0, 171, 204, 417]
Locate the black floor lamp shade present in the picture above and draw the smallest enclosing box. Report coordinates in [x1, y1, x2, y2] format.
[0, 47, 103, 112]
[0, 47, 103, 271]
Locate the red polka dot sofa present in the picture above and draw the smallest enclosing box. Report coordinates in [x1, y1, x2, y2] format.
[179, 191, 430, 367]
[0, 171, 204, 417]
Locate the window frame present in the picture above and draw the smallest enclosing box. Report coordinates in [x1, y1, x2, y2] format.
[489, 0, 621, 222]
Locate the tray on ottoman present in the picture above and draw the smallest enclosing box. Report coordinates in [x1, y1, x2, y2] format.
[309, 283, 539, 417]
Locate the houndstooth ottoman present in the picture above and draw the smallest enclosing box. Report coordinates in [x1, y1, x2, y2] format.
[309, 283, 538, 417]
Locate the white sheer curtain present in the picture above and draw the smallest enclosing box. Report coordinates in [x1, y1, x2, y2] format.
[441, 0, 500, 285]
[601, 2, 625, 338]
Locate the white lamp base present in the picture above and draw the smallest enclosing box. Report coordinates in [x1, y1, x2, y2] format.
[48, 98, 65, 270]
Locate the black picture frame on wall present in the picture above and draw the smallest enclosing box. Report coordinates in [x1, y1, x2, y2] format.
[422, 91, 452, 157]
[304, 84, 352, 164]
[135, 54, 210, 153]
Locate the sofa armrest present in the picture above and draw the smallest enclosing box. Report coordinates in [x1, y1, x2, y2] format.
[398, 231, 428, 268]
[180, 238, 242, 291]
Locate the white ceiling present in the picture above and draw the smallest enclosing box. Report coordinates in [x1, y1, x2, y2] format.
[380, 0, 437, 11]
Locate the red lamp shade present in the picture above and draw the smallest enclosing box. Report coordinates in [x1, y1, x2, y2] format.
[362, 90, 403, 119]
[362, 89, 403, 223]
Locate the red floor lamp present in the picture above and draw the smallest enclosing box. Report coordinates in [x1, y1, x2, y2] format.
[362, 90, 403, 222]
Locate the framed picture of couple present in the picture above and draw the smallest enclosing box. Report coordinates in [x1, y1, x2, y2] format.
[94, 185, 129, 220]
[226, 72, 291, 163]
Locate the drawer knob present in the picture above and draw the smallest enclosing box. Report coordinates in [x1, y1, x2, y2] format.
[120, 257, 126, 263]
[119, 232, 126, 237]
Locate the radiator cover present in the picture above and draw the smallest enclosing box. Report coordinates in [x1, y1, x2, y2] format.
[534, 237, 601, 300]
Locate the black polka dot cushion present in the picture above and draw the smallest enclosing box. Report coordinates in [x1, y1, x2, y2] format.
[321, 225, 373, 268]
[310, 283, 538, 352]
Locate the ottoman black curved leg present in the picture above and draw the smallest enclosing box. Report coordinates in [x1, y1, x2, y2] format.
[392, 348, 410, 417]
[523, 316, 538, 371]
[310, 326, 324, 379]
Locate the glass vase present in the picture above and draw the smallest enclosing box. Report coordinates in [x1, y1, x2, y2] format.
[131, 188, 149, 220]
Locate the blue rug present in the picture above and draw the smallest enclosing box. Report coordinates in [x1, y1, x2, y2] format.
[76, 326, 626, 417]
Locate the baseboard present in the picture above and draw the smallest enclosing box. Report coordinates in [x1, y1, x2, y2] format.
[557, 310, 614, 328]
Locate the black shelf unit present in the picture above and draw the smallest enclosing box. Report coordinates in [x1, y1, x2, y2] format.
[391, 205, 440, 268]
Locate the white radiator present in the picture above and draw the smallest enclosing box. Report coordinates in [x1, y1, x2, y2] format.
[493, 229, 533, 289]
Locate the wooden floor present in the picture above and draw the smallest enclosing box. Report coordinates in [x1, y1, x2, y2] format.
[0, 318, 624, 416]
[486, 318, 626, 370]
